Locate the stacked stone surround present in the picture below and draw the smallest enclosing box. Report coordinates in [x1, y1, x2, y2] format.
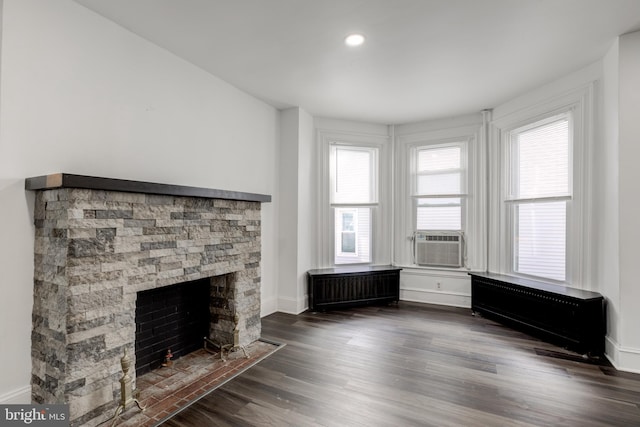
[31, 188, 262, 427]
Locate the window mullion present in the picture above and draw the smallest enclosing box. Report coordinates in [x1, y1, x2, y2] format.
[412, 193, 468, 199]
[505, 194, 571, 204]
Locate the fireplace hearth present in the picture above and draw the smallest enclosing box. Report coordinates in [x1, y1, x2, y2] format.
[26, 174, 270, 427]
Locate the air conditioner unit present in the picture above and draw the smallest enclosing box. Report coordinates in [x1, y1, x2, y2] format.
[414, 231, 463, 268]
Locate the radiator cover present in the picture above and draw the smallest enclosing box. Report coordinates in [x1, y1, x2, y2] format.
[307, 266, 401, 311]
[470, 272, 605, 356]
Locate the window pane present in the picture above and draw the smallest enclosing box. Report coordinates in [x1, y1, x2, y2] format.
[334, 147, 375, 204]
[341, 232, 356, 253]
[417, 172, 461, 195]
[515, 119, 569, 198]
[417, 198, 461, 230]
[342, 212, 355, 231]
[515, 201, 566, 281]
[418, 146, 460, 172]
[335, 208, 371, 264]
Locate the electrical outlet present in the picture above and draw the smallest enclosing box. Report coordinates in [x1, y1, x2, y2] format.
[437, 282, 441, 289]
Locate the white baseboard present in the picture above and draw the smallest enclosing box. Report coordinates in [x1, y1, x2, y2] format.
[605, 336, 640, 374]
[400, 287, 471, 308]
[261, 296, 278, 317]
[0, 385, 31, 404]
[277, 296, 307, 315]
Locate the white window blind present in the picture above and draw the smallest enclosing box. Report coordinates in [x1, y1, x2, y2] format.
[414, 144, 464, 231]
[332, 147, 377, 204]
[417, 146, 462, 195]
[511, 119, 570, 199]
[331, 145, 377, 264]
[509, 115, 570, 281]
[417, 198, 461, 230]
[515, 202, 566, 281]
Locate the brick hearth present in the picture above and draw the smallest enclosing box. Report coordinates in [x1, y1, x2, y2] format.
[117, 340, 280, 427]
[27, 174, 270, 427]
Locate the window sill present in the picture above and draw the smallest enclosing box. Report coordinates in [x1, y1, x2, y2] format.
[394, 264, 480, 276]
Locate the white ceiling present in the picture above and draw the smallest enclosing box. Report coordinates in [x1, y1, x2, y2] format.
[75, 0, 640, 124]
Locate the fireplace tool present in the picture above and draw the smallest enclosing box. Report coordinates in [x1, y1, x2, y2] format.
[109, 348, 145, 426]
[203, 314, 249, 362]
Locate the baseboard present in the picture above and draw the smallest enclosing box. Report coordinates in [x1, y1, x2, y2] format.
[261, 296, 278, 317]
[277, 296, 307, 315]
[0, 385, 30, 404]
[400, 287, 471, 308]
[605, 336, 640, 374]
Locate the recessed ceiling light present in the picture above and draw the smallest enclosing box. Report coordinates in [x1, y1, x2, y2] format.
[345, 33, 365, 47]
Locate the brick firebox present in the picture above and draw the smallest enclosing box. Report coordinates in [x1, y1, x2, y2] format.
[26, 174, 270, 427]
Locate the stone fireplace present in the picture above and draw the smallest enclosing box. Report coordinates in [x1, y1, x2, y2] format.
[26, 174, 270, 427]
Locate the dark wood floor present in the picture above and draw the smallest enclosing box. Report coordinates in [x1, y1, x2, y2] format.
[161, 302, 640, 426]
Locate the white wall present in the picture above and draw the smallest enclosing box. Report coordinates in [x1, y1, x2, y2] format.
[591, 30, 640, 373]
[617, 30, 640, 371]
[276, 108, 298, 313]
[277, 107, 315, 314]
[598, 39, 621, 351]
[296, 109, 316, 311]
[0, 0, 279, 403]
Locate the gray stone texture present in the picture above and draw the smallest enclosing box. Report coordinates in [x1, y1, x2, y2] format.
[31, 188, 262, 427]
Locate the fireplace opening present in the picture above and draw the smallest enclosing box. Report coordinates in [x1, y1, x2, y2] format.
[135, 278, 211, 377]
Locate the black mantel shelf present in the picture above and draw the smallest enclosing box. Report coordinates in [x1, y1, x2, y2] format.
[25, 173, 271, 203]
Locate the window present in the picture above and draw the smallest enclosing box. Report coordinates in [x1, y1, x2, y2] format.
[395, 120, 483, 271]
[330, 145, 378, 264]
[490, 83, 594, 288]
[318, 127, 390, 268]
[506, 114, 570, 282]
[414, 143, 466, 231]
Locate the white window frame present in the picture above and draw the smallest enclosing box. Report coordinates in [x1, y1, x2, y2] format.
[318, 129, 391, 268]
[489, 83, 594, 287]
[331, 145, 377, 265]
[395, 119, 486, 271]
[506, 112, 572, 282]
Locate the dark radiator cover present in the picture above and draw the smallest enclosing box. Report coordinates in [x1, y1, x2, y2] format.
[307, 266, 401, 311]
[470, 272, 605, 355]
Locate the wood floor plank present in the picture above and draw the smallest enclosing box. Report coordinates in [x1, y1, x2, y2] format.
[161, 302, 640, 426]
